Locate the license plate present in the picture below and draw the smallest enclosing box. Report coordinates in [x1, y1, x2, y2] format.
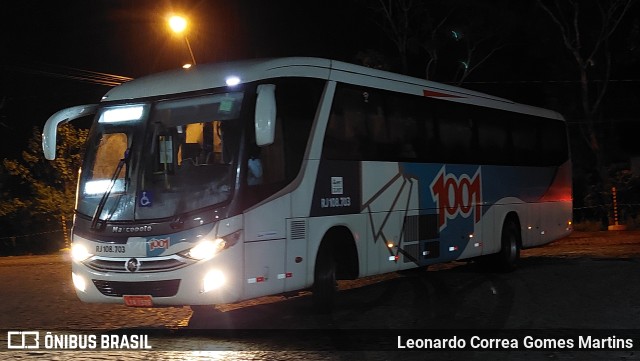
[123, 295, 153, 307]
[94, 244, 127, 255]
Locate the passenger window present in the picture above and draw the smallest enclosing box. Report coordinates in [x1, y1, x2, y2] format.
[477, 117, 508, 164]
[511, 122, 538, 165]
[325, 87, 369, 160]
[438, 116, 473, 163]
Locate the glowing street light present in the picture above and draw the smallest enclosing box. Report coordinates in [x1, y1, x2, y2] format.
[168, 16, 187, 33]
[168, 15, 197, 66]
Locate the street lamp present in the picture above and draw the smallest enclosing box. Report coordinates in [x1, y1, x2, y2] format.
[168, 15, 197, 66]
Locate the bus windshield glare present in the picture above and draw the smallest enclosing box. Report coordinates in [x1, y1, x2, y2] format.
[77, 91, 245, 222]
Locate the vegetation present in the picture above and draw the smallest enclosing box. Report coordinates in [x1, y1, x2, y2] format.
[0, 124, 87, 254]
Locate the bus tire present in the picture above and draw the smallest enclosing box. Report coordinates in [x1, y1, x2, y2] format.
[312, 244, 337, 313]
[496, 218, 521, 272]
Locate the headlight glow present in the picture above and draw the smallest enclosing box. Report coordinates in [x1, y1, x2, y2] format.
[184, 238, 226, 261]
[203, 269, 226, 292]
[179, 231, 240, 261]
[71, 243, 93, 262]
[72, 272, 87, 292]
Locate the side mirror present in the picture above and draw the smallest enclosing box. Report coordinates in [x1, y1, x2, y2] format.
[42, 104, 97, 160]
[254, 84, 276, 146]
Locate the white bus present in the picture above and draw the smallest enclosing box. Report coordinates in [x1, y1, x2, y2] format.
[43, 57, 572, 312]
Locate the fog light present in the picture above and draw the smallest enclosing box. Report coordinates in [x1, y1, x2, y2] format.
[71, 244, 93, 262]
[72, 272, 87, 292]
[202, 269, 226, 293]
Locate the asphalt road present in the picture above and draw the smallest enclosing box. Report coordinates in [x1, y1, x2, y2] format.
[1, 231, 639, 360]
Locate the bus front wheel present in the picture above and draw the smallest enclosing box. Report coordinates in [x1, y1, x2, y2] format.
[312, 244, 337, 313]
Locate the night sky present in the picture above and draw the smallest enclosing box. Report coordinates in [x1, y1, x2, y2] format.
[1, 0, 639, 159]
[0, 0, 383, 158]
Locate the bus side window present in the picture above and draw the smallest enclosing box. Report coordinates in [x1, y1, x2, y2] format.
[364, 91, 395, 161]
[259, 118, 286, 184]
[539, 119, 568, 165]
[343, 108, 367, 159]
[247, 143, 264, 186]
[477, 115, 508, 164]
[250, 77, 322, 188]
[400, 96, 439, 163]
[375, 93, 416, 161]
[324, 113, 348, 159]
[325, 87, 367, 160]
[511, 120, 537, 165]
[437, 111, 473, 163]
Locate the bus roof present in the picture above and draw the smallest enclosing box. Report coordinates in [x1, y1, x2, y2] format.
[102, 57, 563, 120]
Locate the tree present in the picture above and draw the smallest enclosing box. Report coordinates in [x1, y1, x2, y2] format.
[1, 124, 88, 248]
[366, 0, 420, 74]
[419, 5, 453, 80]
[362, 0, 506, 83]
[536, 0, 636, 183]
[355, 49, 391, 71]
[446, 3, 509, 85]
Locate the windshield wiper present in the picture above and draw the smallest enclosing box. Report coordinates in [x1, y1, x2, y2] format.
[90, 149, 130, 231]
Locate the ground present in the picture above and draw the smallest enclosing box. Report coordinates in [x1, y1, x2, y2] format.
[0, 231, 639, 360]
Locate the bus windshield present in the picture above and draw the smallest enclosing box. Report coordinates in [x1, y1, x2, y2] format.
[77, 91, 245, 222]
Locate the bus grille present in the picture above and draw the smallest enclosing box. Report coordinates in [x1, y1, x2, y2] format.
[92, 279, 181, 297]
[85, 257, 188, 273]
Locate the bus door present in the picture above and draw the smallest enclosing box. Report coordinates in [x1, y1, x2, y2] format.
[243, 199, 288, 300]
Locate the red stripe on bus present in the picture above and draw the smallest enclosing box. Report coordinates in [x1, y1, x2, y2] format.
[423, 90, 464, 98]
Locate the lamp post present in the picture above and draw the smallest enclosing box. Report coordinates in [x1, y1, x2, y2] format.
[168, 15, 197, 66]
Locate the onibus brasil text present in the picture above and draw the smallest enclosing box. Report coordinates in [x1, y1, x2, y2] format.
[7, 331, 151, 350]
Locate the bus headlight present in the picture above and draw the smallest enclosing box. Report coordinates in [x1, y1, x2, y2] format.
[185, 239, 226, 261]
[179, 231, 240, 261]
[71, 243, 93, 262]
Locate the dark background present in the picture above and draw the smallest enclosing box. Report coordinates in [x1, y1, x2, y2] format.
[1, 1, 638, 155]
[1, 0, 639, 252]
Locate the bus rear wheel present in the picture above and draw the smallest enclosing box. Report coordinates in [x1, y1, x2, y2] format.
[495, 218, 521, 272]
[312, 245, 337, 313]
[476, 217, 521, 272]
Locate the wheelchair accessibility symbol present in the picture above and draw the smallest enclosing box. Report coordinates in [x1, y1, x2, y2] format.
[139, 191, 153, 207]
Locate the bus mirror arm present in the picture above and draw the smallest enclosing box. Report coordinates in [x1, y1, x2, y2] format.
[42, 104, 98, 160]
[254, 84, 276, 146]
